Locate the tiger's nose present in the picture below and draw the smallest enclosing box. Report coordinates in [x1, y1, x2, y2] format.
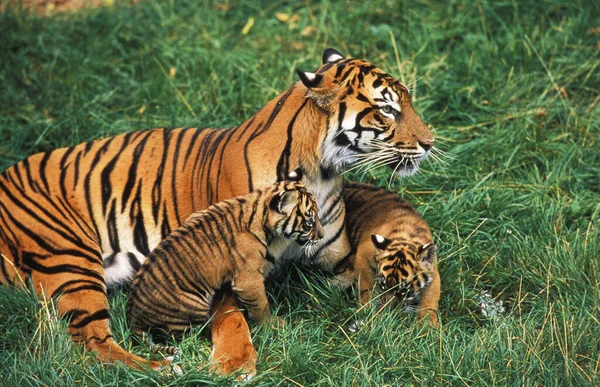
[418, 139, 434, 152]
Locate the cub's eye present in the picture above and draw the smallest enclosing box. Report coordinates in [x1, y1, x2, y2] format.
[380, 105, 393, 114]
[305, 217, 314, 227]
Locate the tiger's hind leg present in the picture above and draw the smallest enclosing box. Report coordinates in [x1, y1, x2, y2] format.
[29, 262, 173, 371]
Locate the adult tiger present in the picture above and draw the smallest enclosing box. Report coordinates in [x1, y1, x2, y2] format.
[0, 48, 433, 371]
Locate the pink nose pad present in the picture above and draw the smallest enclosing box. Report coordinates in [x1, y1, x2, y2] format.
[418, 139, 434, 152]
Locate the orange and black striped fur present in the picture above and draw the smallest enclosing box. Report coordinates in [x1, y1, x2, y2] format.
[0, 48, 433, 371]
[127, 181, 322, 337]
[344, 181, 440, 327]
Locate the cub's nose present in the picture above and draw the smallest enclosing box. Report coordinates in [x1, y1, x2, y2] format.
[314, 221, 325, 240]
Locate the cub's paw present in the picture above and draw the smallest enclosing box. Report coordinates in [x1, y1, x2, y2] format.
[346, 319, 365, 333]
[167, 361, 184, 376]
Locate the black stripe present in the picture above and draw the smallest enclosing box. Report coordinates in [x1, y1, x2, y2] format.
[276, 99, 309, 181]
[70, 309, 110, 329]
[131, 184, 150, 256]
[106, 199, 120, 253]
[313, 220, 345, 257]
[215, 129, 238, 202]
[51, 279, 105, 298]
[121, 130, 153, 212]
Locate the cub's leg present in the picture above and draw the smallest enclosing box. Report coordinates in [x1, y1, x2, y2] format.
[232, 268, 270, 325]
[209, 287, 257, 381]
[28, 258, 171, 370]
[230, 234, 272, 325]
[416, 264, 441, 327]
[352, 242, 377, 305]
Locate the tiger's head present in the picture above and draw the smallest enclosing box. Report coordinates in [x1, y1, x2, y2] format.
[267, 182, 324, 248]
[297, 48, 434, 177]
[371, 234, 436, 308]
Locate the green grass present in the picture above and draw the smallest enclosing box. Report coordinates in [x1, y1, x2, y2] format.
[1, 0, 599, 385]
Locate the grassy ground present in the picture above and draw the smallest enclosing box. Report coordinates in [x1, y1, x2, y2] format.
[1, 0, 599, 385]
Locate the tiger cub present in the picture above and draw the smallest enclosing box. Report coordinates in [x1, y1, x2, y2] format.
[344, 181, 440, 327]
[127, 181, 323, 339]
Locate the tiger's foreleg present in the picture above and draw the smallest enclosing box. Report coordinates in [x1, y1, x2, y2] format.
[317, 235, 355, 290]
[416, 264, 441, 328]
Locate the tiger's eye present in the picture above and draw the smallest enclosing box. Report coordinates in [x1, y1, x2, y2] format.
[380, 105, 393, 114]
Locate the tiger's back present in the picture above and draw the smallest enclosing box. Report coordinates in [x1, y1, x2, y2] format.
[344, 181, 440, 326]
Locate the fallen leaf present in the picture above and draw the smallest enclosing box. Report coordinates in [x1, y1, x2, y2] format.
[275, 12, 289, 22]
[289, 13, 299, 24]
[216, 3, 232, 11]
[588, 27, 600, 35]
[138, 106, 146, 115]
[556, 86, 568, 99]
[301, 26, 314, 37]
[169, 67, 176, 78]
[241, 17, 254, 35]
[293, 42, 305, 51]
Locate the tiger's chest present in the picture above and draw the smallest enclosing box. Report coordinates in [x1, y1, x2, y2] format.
[101, 174, 346, 288]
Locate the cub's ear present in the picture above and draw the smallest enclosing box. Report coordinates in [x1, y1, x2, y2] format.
[371, 234, 392, 250]
[270, 189, 299, 214]
[297, 70, 323, 88]
[322, 48, 344, 64]
[417, 243, 436, 263]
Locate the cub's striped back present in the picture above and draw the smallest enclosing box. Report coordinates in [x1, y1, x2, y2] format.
[126, 181, 322, 338]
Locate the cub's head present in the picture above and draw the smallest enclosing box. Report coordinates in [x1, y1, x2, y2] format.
[297, 48, 434, 177]
[267, 182, 324, 247]
[371, 234, 436, 307]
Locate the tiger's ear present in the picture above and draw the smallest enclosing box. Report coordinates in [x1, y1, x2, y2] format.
[322, 48, 344, 64]
[371, 234, 392, 250]
[297, 70, 323, 89]
[417, 243, 436, 264]
[270, 189, 299, 214]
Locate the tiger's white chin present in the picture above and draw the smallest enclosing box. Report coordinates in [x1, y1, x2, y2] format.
[393, 152, 429, 177]
[395, 163, 418, 177]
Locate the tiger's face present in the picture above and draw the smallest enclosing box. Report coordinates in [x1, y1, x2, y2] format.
[297, 48, 434, 177]
[268, 182, 324, 247]
[371, 234, 436, 307]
